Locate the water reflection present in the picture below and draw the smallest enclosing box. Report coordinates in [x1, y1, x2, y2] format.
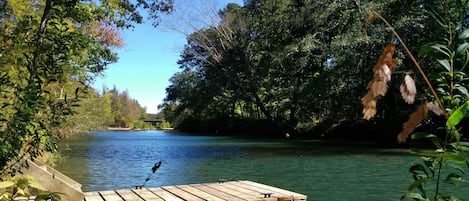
[56, 130, 468, 201]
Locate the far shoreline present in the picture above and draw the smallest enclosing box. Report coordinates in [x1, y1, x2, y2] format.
[106, 127, 174, 131]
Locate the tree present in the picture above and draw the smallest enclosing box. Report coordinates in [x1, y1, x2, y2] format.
[106, 86, 146, 128]
[0, 0, 172, 175]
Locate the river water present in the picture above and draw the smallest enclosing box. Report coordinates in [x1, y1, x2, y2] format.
[56, 130, 469, 201]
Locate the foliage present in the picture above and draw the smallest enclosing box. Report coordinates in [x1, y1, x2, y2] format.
[55, 87, 114, 137]
[0, 175, 58, 201]
[0, 0, 172, 175]
[161, 0, 441, 138]
[362, 1, 469, 199]
[106, 86, 146, 128]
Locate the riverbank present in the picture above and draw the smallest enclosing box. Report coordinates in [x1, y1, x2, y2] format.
[107, 127, 174, 131]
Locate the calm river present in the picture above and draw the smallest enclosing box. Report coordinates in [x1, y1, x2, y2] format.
[56, 130, 469, 201]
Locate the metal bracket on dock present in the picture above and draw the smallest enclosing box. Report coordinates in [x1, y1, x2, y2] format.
[261, 192, 273, 198]
[217, 178, 227, 183]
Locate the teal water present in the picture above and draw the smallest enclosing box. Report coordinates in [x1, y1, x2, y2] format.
[56, 130, 468, 201]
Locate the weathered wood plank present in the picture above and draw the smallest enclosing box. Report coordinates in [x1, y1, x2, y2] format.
[221, 182, 278, 201]
[239, 180, 306, 200]
[147, 187, 184, 201]
[204, 183, 260, 200]
[176, 185, 225, 201]
[115, 189, 142, 201]
[84, 192, 103, 201]
[227, 181, 292, 200]
[131, 188, 164, 201]
[99, 190, 124, 201]
[191, 183, 246, 201]
[84, 180, 307, 201]
[161, 186, 205, 201]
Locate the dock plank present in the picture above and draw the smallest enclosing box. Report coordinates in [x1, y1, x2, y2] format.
[204, 183, 260, 200]
[84, 192, 103, 201]
[228, 181, 292, 199]
[99, 190, 124, 201]
[84, 180, 307, 201]
[221, 182, 278, 201]
[115, 189, 142, 201]
[147, 187, 184, 201]
[131, 188, 164, 201]
[176, 185, 225, 201]
[240, 180, 307, 200]
[161, 186, 205, 201]
[191, 183, 246, 201]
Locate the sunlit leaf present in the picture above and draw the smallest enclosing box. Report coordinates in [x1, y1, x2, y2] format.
[29, 180, 46, 191]
[446, 101, 469, 128]
[0, 181, 14, 188]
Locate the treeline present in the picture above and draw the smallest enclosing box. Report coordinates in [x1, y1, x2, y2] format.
[54, 85, 157, 138]
[160, 0, 468, 140]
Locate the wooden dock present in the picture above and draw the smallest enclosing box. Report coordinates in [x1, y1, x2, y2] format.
[84, 180, 307, 201]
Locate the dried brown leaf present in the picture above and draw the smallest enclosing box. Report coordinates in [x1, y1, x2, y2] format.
[374, 64, 391, 82]
[373, 43, 398, 72]
[400, 75, 417, 104]
[371, 79, 388, 97]
[366, 12, 378, 21]
[362, 43, 398, 120]
[427, 102, 444, 116]
[361, 91, 377, 120]
[397, 102, 429, 143]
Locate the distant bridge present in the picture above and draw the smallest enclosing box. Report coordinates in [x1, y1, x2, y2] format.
[142, 119, 164, 126]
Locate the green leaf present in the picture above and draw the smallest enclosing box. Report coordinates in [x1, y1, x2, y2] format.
[437, 59, 451, 71]
[456, 42, 469, 55]
[0, 181, 14, 188]
[29, 180, 46, 191]
[446, 101, 469, 128]
[445, 173, 462, 185]
[442, 152, 467, 163]
[413, 150, 466, 163]
[454, 84, 469, 97]
[408, 177, 431, 191]
[431, 44, 452, 57]
[451, 142, 469, 151]
[411, 133, 438, 140]
[409, 163, 428, 176]
[401, 192, 428, 201]
[458, 29, 469, 40]
[35, 192, 64, 201]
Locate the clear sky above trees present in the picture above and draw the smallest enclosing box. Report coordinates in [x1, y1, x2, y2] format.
[93, 0, 243, 114]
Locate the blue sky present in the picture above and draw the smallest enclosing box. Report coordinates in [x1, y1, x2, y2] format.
[93, 0, 243, 114]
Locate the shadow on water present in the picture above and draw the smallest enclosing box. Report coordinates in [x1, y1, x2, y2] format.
[56, 130, 468, 201]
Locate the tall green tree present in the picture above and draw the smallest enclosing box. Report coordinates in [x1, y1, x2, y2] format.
[107, 86, 146, 128]
[163, 0, 461, 139]
[0, 0, 172, 175]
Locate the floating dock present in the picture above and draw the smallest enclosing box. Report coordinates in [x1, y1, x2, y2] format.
[84, 180, 307, 201]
